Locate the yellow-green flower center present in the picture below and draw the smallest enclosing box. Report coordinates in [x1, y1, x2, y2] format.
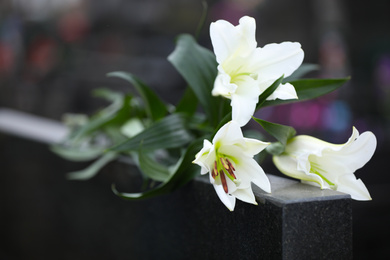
[309, 161, 336, 187]
[212, 154, 237, 194]
[230, 72, 252, 84]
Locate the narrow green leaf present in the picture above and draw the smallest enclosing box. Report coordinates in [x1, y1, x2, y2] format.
[51, 145, 104, 162]
[253, 117, 296, 146]
[283, 63, 320, 82]
[256, 75, 285, 109]
[264, 77, 350, 107]
[104, 126, 128, 144]
[66, 152, 118, 180]
[209, 98, 234, 137]
[68, 92, 128, 141]
[266, 142, 285, 156]
[167, 138, 204, 183]
[138, 146, 171, 182]
[195, 0, 208, 40]
[112, 138, 203, 200]
[213, 111, 231, 136]
[175, 87, 198, 116]
[93, 88, 124, 104]
[107, 71, 168, 121]
[111, 113, 193, 152]
[69, 114, 116, 141]
[168, 34, 219, 126]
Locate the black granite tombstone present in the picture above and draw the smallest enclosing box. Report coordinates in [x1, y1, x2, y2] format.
[110, 172, 352, 260]
[0, 110, 352, 259]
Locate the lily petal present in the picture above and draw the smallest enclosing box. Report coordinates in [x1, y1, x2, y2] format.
[337, 174, 371, 200]
[242, 137, 270, 156]
[230, 76, 262, 126]
[235, 156, 271, 193]
[213, 182, 236, 211]
[254, 42, 304, 80]
[193, 139, 214, 175]
[273, 154, 324, 187]
[210, 16, 257, 64]
[232, 186, 257, 205]
[212, 121, 245, 146]
[330, 130, 376, 171]
[266, 82, 298, 100]
[212, 66, 237, 98]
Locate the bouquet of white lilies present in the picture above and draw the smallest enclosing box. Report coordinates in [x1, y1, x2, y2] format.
[53, 16, 376, 211]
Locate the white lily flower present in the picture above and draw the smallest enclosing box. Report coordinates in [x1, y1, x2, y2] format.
[210, 16, 304, 126]
[193, 121, 271, 211]
[273, 127, 376, 200]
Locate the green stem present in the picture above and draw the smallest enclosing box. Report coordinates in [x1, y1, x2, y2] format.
[195, 0, 208, 40]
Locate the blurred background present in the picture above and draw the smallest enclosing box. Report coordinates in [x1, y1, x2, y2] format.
[0, 0, 389, 259]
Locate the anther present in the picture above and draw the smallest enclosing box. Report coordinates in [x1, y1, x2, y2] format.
[220, 157, 229, 170]
[226, 159, 235, 171]
[212, 161, 218, 179]
[212, 169, 217, 178]
[223, 158, 236, 179]
[220, 170, 228, 193]
[226, 167, 236, 179]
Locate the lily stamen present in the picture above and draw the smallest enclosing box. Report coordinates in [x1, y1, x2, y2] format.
[220, 157, 229, 170]
[226, 159, 235, 171]
[226, 166, 236, 179]
[212, 161, 218, 179]
[222, 157, 237, 179]
[220, 169, 228, 193]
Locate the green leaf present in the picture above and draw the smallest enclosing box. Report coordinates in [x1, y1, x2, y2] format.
[53, 92, 134, 162]
[256, 75, 285, 109]
[68, 91, 128, 141]
[138, 145, 171, 182]
[111, 113, 193, 152]
[264, 77, 350, 107]
[168, 34, 220, 127]
[51, 145, 104, 162]
[107, 71, 168, 121]
[284, 63, 320, 82]
[195, 0, 208, 40]
[175, 87, 198, 116]
[253, 117, 296, 146]
[167, 138, 204, 184]
[93, 88, 124, 104]
[112, 138, 203, 200]
[104, 125, 128, 144]
[266, 142, 285, 156]
[213, 111, 231, 136]
[66, 152, 118, 180]
[69, 115, 115, 141]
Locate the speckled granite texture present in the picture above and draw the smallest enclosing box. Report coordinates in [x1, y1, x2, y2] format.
[0, 137, 352, 259]
[113, 173, 352, 259]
